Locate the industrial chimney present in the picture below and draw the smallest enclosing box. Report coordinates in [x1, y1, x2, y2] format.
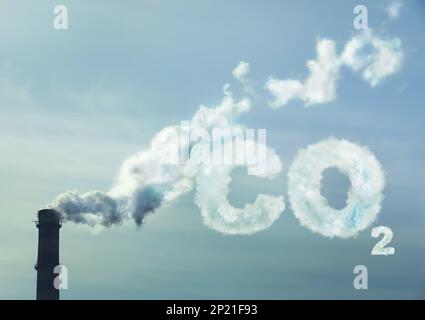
[35, 209, 61, 300]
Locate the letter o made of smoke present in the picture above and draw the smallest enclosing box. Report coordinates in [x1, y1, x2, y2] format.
[288, 137, 385, 238]
[192, 139, 285, 235]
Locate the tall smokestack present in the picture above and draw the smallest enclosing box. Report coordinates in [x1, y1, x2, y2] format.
[35, 209, 61, 300]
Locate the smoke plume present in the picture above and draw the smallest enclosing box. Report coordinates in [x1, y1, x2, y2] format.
[48, 71, 257, 229]
[47, 28, 403, 235]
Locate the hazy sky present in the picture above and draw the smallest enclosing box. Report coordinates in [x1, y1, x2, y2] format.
[0, 0, 424, 299]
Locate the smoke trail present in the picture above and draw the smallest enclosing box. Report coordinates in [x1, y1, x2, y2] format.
[49, 191, 120, 227]
[47, 71, 254, 228]
[47, 28, 403, 234]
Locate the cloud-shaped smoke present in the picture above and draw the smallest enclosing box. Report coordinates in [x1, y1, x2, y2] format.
[266, 30, 403, 108]
[287, 137, 385, 238]
[192, 138, 284, 235]
[48, 70, 260, 230]
[48, 27, 403, 235]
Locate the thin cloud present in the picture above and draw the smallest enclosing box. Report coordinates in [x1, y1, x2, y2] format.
[387, 0, 404, 19]
[266, 30, 404, 108]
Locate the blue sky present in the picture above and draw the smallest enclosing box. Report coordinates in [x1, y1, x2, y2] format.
[0, 0, 424, 299]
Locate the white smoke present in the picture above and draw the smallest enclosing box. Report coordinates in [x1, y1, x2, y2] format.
[48, 65, 267, 231]
[287, 137, 385, 238]
[48, 28, 403, 235]
[192, 138, 284, 235]
[266, 30, 403, 108]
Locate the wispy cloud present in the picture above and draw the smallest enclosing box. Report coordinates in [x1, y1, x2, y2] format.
[387, 0, 404, 19]
[232, 61, 250, 82]
[266, 39, 340, 107]
[266, 30, 404, 108]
